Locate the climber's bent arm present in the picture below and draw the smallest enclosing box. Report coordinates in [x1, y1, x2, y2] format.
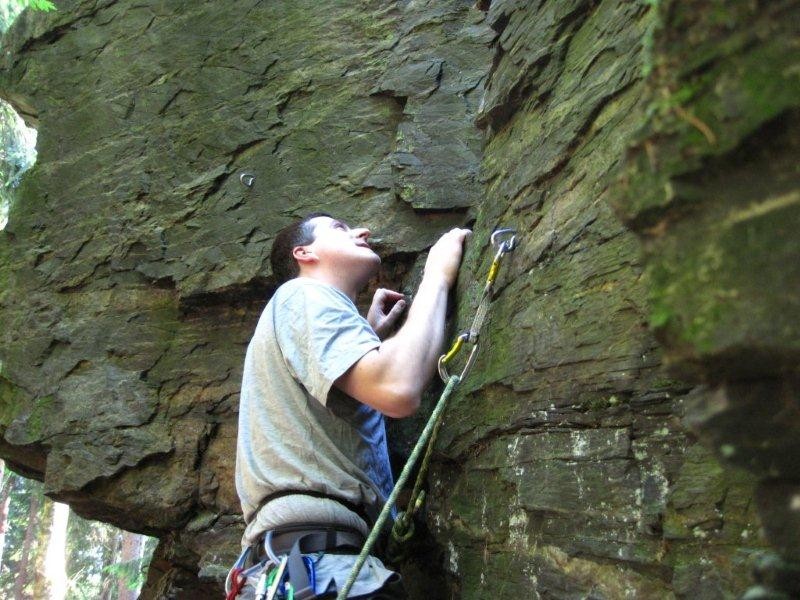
[335, 228, 469, 418]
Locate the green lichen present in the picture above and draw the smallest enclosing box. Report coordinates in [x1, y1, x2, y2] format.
[621, 0, 800, 226]
[647, 242, 732, 354]
[0, 375, 53, 442]
[581, 394, 628, 411]
[640, 0, 662, 78]
[0, 374, 24, 427]
[647, 191, 800, 356]
[651, 377, 684, 390]
[24, 394, 54, 440]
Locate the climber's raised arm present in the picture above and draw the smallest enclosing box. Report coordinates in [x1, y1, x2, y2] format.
[335, 228, 470, 417]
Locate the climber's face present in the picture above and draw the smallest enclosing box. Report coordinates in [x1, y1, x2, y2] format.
[293, 216, 380, 280]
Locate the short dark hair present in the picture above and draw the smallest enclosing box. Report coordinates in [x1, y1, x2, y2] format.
[270, 212, 332, 284]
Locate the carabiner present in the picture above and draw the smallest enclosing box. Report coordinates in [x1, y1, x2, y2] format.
[490, 227, 517, 254]
[240, 172, 256, 188]
[264, 555, 289, 600]
[441, 333, 467, 365]
[438, 340, 480, 383]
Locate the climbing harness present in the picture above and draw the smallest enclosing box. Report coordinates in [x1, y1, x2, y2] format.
[335, 227, 517, 600]
[226, 525, 360, 600]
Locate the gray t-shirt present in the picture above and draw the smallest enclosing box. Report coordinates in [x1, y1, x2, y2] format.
[235, 277, 393, 525]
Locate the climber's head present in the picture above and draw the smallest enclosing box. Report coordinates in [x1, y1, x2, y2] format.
[270, 212, 330, 284]
[270, 213, 380, 289]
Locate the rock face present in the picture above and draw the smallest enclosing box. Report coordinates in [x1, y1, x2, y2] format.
[0, 0, 796, 598]
[613, 1, 800, 596]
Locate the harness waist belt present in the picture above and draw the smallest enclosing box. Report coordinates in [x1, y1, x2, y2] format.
[266, 524, 366, 556]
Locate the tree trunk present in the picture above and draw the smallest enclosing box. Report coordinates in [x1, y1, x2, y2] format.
[98, 530, 123, 600]
[0, 460, 12, 570]
[32, 495, 53, 599]
[117, 530, 145, 600]
[13, 488, 40, 600]
[42, 502, 70, 600]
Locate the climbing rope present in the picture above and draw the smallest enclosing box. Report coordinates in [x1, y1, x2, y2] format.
[336, 227, 517, 600]
[393, 228, 518, 543]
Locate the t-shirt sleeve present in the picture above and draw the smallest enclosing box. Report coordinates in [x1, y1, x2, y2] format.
[274, 283, 381, 405]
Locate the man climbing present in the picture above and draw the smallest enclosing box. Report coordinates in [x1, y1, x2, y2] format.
[234, 212, 470, 599]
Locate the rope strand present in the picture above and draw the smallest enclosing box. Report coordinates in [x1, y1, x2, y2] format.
[335, 375, 460, 600]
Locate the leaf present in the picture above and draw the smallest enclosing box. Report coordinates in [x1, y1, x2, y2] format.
[23, 0, 57, 12]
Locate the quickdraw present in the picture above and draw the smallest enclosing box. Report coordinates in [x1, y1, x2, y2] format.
[393, 227, 517, 545]
[336, 227, 517, 600]
[437, 228, 517, 382]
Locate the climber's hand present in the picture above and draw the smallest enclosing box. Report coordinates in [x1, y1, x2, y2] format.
[424, 228, 471, 287]
[367, 288, 407, 340]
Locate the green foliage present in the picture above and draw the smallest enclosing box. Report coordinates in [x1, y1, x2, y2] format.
[0, 471, 158, 599]
[10, 0, 56, 13]
[0, 101, 37, 230]
[1, 0, 55, 34]
[0, 474, 42, 599]
[25, 0, 57, 11]
[103, 557, 148, 592]
[0, 1, 41, 231]
[64, 512, 158, 599]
